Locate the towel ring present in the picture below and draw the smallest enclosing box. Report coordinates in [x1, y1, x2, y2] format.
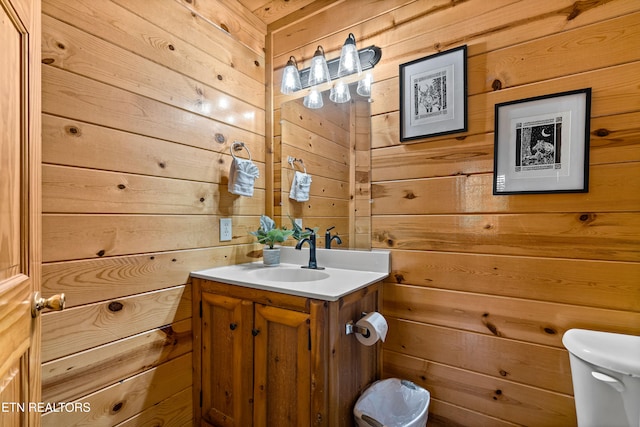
[287, 156, 307, 174]
[231, 141, 251, 161]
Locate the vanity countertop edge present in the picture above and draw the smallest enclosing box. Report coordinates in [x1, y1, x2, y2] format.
[191, 248, 390, 302]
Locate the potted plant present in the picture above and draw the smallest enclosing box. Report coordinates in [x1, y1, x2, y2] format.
[289, 215, 314, 242]
[250, 215, 294, 265]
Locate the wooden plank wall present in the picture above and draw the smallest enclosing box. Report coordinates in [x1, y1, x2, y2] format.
[268, 1, 640, 425]
[40, 0, 266, 425]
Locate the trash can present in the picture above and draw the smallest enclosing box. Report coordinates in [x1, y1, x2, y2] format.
[354, 378, 430, 427]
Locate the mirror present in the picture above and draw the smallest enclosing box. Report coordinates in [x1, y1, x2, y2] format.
[277, 83, 371, 250]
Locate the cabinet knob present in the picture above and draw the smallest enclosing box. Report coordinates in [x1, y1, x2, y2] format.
[251, 328, 260, 336]
[229, 323, 237, 330]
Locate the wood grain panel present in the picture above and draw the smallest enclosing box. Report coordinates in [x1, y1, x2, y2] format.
[42, 245, 259, 308]
[282, 123, 349, 164]
[113, 0, 265, 82]
[383, 284, 640, 347]
[283, 196, 350, 219]
[42, 215, 258, 262]
[272, 0, 640, 83]
[372, 213, 640, 262]
[282, 144, 349, 182]
[42, 319, 192, 402]
[42, 115, 266, 178]
[281, 100, 350, 147]
[372, 164, 640, 215]
[427, 399, 520, 427]
[269, 1, 640, 425]
[372, 63, 640, 139]
[271, 0, 442, 62]
[114, 387, 193, 427]
[244, 0, 319, 25]
[346, 1, 639, 85]
[43, 165, 218, 214]
[40, 0, 268, 424]
[41, 354, 192, 426]
[472, 12, 640, 92]
[279, 169, 349, 200]
[42, 165, 266, 216]
[372, 111, 640, 175]
[42, 0, 265, 106]
[42, 66, 263, 152]
[176, 0, 266, 55]
[42, 15, 265, 131]
[386, 250, 640, 312]
[41, 285, 191, 362]
[383, 318, 573, 394]
[383, 350, 576, 427]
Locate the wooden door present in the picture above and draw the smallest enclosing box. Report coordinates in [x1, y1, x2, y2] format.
[200, 293, 253, 427]
[253, 304, 311, 427]
[0, 0, 41, 425]
[0, 0, 41, 427]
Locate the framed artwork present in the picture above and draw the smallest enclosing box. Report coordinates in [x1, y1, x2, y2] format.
[493, 88, 592, 195]
[399, 45, 467, 142]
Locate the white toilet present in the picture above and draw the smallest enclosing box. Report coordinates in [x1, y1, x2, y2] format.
[562, 329, 640, 427]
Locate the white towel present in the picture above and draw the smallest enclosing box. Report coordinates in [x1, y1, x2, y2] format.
[289, 171, 312, 202]
[228, 158, 259, 197]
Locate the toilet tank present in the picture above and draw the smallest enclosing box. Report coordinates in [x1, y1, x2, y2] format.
[562, 329, 640, 427]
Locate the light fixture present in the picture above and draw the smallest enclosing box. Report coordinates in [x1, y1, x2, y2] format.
[356, 72, 373, 97]
[307, 46, 331, 87]
[329, 81, 351, 103]
[337, 33, 362, 77]
[296, 45, 381, 91]
[279, 35, 382, 108]
[280, 56, 302, 95]
[303, 89, 323, 109]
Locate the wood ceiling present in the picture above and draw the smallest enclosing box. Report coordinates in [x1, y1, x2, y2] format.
[239, 0, 341, 27]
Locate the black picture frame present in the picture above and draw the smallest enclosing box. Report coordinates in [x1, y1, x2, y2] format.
[493, 88, 592, 195]
[399, 45, 467, 142]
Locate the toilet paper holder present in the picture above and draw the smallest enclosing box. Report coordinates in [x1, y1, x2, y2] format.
[345, 312, 371, 338]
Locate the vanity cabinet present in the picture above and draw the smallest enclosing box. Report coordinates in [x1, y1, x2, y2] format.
[193, 278, 381, 427]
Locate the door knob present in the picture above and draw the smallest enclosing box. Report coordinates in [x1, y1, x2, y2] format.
[31, 292, 65, 317]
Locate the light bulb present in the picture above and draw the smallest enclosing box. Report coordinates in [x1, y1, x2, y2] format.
[356, 72, 373, 97]
[337, 33, 362, 77]
[280, 56, 302, 95]
[329, 81, 351, 103]
[307, 46, 330, 86]
[303, 89, 323, 109]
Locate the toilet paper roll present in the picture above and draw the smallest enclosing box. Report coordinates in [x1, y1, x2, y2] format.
[355, 312, 388, 346]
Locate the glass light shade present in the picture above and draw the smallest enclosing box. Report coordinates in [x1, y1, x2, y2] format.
[356, 72, 373, 97]
[303, 89, 323, 109]
[337, 33, 362, 77]
[307, 46, 330, 86]
[280, 56, 302, 95]
[329, 81, 351, 103]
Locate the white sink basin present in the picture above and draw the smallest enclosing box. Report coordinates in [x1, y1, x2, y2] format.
[191, 248, 391, 301]
[249, 267, 330, 282]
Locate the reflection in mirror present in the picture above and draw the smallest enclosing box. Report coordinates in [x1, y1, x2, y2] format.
[277, 83, 371, 250]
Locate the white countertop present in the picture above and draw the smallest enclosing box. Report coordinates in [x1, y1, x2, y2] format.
[191, 248, 390, 301]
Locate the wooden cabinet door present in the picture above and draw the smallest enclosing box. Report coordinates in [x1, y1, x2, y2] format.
[201, 293, 254, 427]
[253, 304, 311, 427]
[0, 0, 41, 425]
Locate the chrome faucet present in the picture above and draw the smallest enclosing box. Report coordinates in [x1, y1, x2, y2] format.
[295, 228, 324, 269]
[325, 226, 342, 249]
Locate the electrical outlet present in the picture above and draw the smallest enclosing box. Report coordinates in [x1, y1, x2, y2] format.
[294, 218, 303, 229]
[220, 218, 232, 241]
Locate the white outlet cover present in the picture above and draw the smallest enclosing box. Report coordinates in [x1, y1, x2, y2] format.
[220, 218, 232, 241]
